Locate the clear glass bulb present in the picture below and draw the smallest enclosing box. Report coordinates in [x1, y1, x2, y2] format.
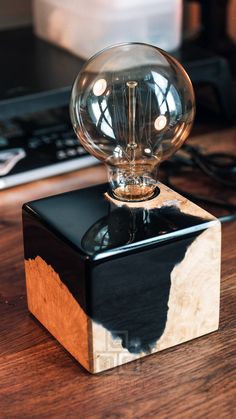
[70, 43, 195, 202]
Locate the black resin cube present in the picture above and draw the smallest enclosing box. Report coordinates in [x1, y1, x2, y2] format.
[23, 182, 221, 373]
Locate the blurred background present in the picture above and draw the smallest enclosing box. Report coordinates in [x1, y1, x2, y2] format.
[0, 0, 236, 43]
[0, 0, 236, 190]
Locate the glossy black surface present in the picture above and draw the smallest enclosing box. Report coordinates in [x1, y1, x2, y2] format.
[24, 183, 210, 260]
[90, 232, 202, 354]
[23, 210, 87, 310]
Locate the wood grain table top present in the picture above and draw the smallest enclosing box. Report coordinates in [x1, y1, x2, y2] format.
[0, 129, 236, 418]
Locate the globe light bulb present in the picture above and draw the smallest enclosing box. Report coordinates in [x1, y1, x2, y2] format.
[70, 43, 195, 202]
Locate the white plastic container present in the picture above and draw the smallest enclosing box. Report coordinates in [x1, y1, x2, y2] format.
[33, 0, 182, 59]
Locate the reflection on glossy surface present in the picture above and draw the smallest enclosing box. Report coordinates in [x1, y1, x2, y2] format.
[82, 201, 207, 256]
[25, 183, 208, 259]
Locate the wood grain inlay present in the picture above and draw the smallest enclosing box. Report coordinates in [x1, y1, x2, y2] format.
[157, 221, 221, 350]
[105, 182, 216, 221]
[25, 256, 92, 372]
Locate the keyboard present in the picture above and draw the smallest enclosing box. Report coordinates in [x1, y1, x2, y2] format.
[0, 106, 98, 189]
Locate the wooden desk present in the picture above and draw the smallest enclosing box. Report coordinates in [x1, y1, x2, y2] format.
[1, 130, 236, 418]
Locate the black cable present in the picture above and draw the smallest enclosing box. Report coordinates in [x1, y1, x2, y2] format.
[163, 143, 236, 224]
[185, 144, 236, 187]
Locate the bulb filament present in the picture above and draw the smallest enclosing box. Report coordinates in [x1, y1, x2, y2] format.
[126, 81, 138, 162]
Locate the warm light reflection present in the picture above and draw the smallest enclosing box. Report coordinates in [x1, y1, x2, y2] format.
[154, 115, 167, 131]
[93, 79, 107, 96]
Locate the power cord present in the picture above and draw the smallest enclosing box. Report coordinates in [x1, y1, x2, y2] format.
[162, 143, 236, 224]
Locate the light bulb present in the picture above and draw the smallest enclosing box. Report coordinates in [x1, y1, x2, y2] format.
[70, 43, 195, 202]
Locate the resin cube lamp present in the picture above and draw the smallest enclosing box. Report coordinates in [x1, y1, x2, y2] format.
[23, 44, 221, 373]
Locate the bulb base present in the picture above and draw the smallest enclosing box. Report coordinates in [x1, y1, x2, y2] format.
[108, 165, 157, 202]
[112, 184, 156, 202]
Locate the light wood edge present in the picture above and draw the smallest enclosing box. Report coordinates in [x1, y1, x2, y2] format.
[25, 256, 95, 373]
